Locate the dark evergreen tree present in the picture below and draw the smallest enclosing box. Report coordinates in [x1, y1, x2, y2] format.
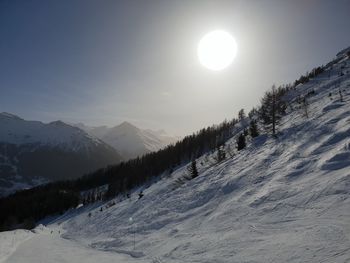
[236, 133, 246, 151]
[249, 120, 259, 138]
[216, 145, 226, 162]
[260, 85, 287, 135]
[105, 181, 118, 199]
[87, 192, 92, 203]
[243, 128, 249, 137]
[238, 109, 246, 121]
[302, 96, 309, 118]
[294, 66, 324, 86]
[90, 190, 96, 203]
[248, 107, 258, 119]
[187, 160, 199, 179]
[138, 191, 144, 199]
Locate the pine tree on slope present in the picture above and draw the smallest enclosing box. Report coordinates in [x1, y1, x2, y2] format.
[188, 160, 199, 179]
[260, 85, 287, 135]
[236, 133, 246, 151]
[249, 120, 259, 138]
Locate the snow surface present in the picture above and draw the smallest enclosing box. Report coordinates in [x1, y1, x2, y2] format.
[0, 229, 34, 263]
[1, 50, 350, 262]
[3, 226, 143, 263]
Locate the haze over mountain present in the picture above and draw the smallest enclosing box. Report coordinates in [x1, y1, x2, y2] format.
[75, 122, 179, 160]
[0, 113, 122, 196]
[1, 46, 349, 263]
[0, 114, 178, 196]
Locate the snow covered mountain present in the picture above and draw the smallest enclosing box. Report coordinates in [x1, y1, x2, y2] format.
[1, 47, 350, 263]
[77, 122, 179, 160]
[0, 114, 122, 196]
[61, 48, 350, 262]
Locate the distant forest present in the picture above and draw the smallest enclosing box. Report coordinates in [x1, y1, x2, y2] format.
[0, 61, 331, 231]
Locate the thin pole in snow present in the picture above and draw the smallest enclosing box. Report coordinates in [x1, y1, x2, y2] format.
[133, 224, 135, 251]
[129, 217, 135, 250]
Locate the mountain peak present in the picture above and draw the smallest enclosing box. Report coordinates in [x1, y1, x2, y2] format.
[336, 46, 350, 57]
[115, 121, 139, 130]
[0, 112, 23, 120]
[49, 120, 69, 127]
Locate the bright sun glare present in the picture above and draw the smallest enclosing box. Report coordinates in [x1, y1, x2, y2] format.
[197, 30, 237, 71]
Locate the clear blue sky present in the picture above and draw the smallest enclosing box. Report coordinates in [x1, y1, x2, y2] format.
[1, 0, 349, 135]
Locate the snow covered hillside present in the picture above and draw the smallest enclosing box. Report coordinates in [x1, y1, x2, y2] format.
[0, 114, 122, 196]
[76, 121, 179, 160]
[0, 224, 137, 263]
[1, 48, 350, 263]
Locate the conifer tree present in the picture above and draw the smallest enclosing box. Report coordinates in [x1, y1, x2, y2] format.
[238, 109, 246, 121]
[249, 120, 259, 138]
[216, 145, 226, 162]
[248, 107, 258, 119]
[187, 160, 199, 179]
[236, 133, 246, 151]
[243, 128, 249, 137]
[302, 96, 309, 118]
[260, 85, 287, 135]
[105, 182, 117, 199]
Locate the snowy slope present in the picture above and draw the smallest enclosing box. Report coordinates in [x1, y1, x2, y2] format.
[42, 49, 350, 262]
[0, 115, 122, 196]
[78, 121, 179, 160]
[1, 49, 350, 262]
[0, 228, 34, 263]
[2, 225, 141, 263]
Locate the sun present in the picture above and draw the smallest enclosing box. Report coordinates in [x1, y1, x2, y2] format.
[197, 30, 237, 71]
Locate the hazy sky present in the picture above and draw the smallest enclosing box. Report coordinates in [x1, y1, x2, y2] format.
[1, 0, 349, 135]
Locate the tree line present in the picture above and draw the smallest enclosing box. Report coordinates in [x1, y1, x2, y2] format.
[0, 119, 238, 231]
[0, 60, 330, 231]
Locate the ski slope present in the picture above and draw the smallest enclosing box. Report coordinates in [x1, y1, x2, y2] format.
[1, 48, 350, 262]
[1, 225, 142, 263]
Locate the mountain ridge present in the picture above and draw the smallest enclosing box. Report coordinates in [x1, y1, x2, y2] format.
[0, 115, 122, 196]
[76, 121, 179, 160]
